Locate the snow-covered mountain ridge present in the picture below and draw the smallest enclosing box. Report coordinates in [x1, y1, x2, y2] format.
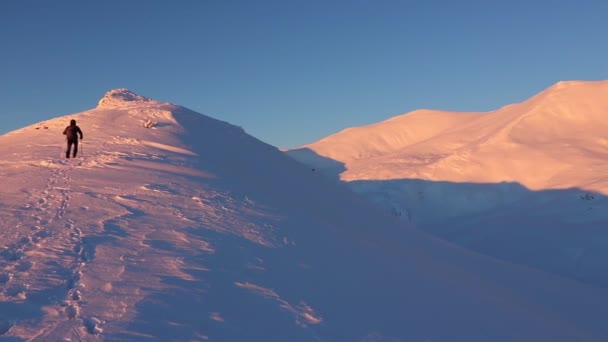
[286, 80, 608, 289]
[2, 89, 608, 340]
[290, 80, 608, 193]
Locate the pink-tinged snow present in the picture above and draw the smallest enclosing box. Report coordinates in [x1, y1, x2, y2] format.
[1, 89, 608, 340]
[287, 80, 608, 288]
[293, 80, 608, 192]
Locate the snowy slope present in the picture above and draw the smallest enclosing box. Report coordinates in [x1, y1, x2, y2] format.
[287, 80, 608, 288]
[290, 80, 608, 192]
[2, 89, 608, 340]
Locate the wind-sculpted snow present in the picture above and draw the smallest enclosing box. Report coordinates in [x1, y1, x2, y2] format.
[97, 88, 154, 108]
[2, 89, 608, 340]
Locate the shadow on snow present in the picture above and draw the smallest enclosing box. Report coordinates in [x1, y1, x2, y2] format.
[289, 148, 608, 288]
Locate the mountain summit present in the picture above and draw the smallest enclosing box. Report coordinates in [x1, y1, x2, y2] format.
[97, 88, 154, 108]
[1, 90, 608, 340]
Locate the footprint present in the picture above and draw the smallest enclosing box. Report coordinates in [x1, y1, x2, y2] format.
[65, 303, 79, 319]
[84, 317, 104, 335]
[67, 271, 82, 289]
[70, 289, 82, 301]
[33, 231, 51, 239]
[19, 236, 32, 244]
[6, 283, 27, 298]
[16, 260, 33, 272]
[1, 249, 23, 262]
[80, 243, 95, 263]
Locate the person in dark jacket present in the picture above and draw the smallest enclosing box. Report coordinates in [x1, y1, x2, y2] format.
[63, 119, 83, 158]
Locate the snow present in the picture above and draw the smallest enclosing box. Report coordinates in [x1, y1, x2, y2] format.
[97, 88, 153, 108]
[287, 80, 608, 288]
[2, 89, 608, 340]
[291, 80, 608, 191]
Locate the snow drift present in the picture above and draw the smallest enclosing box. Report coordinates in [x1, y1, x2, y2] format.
[1, 89, 608, 340]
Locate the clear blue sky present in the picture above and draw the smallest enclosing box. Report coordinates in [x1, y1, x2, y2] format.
[1, 0, 607, 148]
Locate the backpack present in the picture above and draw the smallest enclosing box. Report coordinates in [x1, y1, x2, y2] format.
[64, 125, 80, 140]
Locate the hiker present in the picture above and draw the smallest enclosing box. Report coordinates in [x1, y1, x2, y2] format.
[63, 119, 83, 158]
